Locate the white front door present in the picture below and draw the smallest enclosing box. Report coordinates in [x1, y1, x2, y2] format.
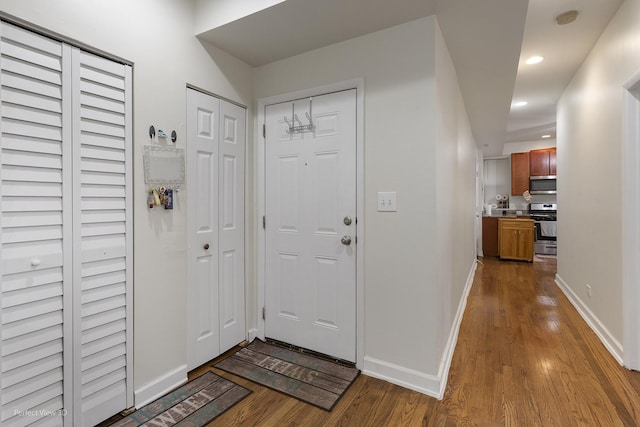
[264, 89, 357, 362]
[187, 89, 220, 369]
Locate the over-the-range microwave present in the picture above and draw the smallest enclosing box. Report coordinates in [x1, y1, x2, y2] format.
[529, 176, 556, 195]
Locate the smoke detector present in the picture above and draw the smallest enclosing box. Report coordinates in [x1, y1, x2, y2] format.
[556, 10, 578, 25]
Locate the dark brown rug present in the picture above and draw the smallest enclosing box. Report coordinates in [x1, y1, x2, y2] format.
[214, 340, 359, 411]
[109, 372, 250, 426]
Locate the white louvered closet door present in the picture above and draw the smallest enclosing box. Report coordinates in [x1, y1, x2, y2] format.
[70, 48, 133, 427]
[0, 22, 132, 427]
[0, 23, 71, 427]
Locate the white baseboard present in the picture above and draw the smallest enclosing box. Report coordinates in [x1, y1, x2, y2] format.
[436, 259, 477, 396]
[362, 357, 441, 397]
[363, 259, 478, 399]
[555, 274, 623, 365]
[134, 364, 188, 408]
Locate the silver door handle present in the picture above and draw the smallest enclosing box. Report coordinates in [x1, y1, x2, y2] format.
[341, 235, 352, 246]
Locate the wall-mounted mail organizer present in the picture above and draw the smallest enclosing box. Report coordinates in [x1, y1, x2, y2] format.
[143, 145, 185, 210]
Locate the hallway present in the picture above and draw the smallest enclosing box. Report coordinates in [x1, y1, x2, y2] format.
[181, 257, 640, 425]
[433, 257, 640, 426]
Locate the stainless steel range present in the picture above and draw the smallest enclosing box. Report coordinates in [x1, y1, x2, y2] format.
[529, 203, 557, 255]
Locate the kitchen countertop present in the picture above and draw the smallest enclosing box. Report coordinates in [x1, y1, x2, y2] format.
[483, 213, 531, 218]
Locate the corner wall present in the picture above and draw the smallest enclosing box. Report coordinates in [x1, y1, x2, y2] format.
[434, 19, 478, 390]
[254, 16, 477, 396]
[556, 0, 640, 360]
[0, 0, 255, 402]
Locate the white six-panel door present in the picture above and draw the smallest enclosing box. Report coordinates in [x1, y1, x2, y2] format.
[187, 89, 245, 370]
[0, 22, 132, 426]
[187, 90, 220, 369]
[264, 90, 357, 362]
[218, 100, 246, 352]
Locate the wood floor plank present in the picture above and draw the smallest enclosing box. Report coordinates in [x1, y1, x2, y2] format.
[114, 256, 640, 426]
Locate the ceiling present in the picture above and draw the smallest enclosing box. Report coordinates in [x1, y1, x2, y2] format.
[506, 0, 623, 148]
[197, 0, 623, 157]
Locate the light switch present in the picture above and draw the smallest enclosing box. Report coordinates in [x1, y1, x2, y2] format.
[377, 192, 397, 212]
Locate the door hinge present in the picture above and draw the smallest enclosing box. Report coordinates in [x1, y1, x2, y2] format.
[263, 215, 266, 229]
[355, 235, 358, 245]
[263, 123, 266, 138]
[262, 307, 266, 320]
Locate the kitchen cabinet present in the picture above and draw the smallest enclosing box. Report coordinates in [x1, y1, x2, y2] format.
[511, 152, 530, 195]
[499, 218, 534, 262]
[482, 217, 499, 257]
[530, 148, 557, 176]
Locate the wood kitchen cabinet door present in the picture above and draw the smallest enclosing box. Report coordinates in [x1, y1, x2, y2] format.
[482, 217, 499, 257]
[530, 148, 556, 176]
[499, 219, 534, 262]
[511, 152, 530, 195]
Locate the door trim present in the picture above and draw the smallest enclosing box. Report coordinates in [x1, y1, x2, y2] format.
[622, 71, 640, 370]
[256, 79, 364, 368]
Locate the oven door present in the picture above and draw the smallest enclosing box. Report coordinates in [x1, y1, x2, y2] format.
[534, 221, 557, 255]
[534, 220, 557, 241]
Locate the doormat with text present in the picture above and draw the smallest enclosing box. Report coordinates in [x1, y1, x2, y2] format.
[214, 340, 359, 411]
[109, 371, 250, 427]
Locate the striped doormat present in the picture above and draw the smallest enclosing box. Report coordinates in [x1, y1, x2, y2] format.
[110, 372, 251, 426]
[214, 340, 359, 411]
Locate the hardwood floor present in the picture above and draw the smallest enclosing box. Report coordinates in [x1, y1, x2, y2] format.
[172, 257, 640, 425]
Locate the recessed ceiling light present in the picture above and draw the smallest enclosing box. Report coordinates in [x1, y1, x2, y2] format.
[526, 56, 544, 65]
[541, 134, 551, 139]
[512, 101, 528, 107]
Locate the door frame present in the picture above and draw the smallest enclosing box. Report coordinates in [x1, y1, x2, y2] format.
[256, 79, 364, 368]
[622, 71, 640, 370]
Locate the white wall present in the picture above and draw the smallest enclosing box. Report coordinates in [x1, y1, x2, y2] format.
[194, 0, 286, 34]
[483, 158, 511, 204]
[556, 0, 640, 357]
[254, 16, 477, 396]
[434, 21, 477, 381]
[0, 0, 254, 400]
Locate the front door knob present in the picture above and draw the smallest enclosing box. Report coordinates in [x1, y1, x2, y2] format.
[341, 235, 352, 246]
[204, 243, 210, 250]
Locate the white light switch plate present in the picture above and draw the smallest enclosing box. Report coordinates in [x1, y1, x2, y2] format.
[377, 192, 397, 212]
